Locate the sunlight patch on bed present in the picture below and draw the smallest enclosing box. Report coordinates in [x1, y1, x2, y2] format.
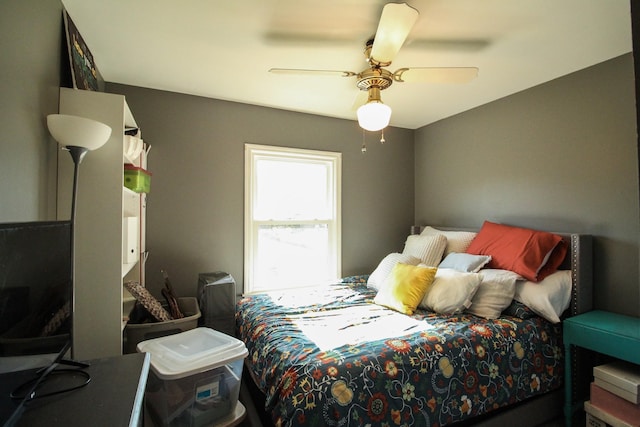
[268, 284, 357, 308]
[290, 305, 433, 351]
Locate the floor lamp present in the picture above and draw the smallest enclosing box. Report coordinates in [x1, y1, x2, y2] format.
[47, 114, 112, 360]
[2, 114, 113, 427]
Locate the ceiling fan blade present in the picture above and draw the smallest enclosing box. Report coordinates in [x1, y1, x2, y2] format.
[370, 3, 419, 65]
[264, 32, 357, 46]
[269, 68, 357, 77]
[403, 38, 490, 52]
[393, 67, 479, 84]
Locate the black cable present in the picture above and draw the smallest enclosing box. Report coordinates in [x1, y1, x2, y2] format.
[3, 366, 91, 427]
[3, 361, 58, 427]
[10, 368, 91, 400]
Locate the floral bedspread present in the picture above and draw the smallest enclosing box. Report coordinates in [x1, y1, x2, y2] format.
[236, 279, 563, 427]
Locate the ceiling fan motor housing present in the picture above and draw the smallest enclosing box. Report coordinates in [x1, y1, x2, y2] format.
[356, 67, 393, 91]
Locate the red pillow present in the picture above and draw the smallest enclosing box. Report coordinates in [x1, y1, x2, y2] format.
[465, 221, 567, 282]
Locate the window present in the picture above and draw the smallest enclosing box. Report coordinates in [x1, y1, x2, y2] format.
[244, 144, 341, 293]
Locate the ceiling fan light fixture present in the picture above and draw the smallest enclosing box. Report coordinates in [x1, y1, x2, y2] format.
[357, 100, 391, 131]
[357, 87, 391, 131]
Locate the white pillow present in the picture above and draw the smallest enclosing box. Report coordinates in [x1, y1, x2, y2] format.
[466, 269, 521, 319]
[514, 270, 572, 323]
[367, 253, 421, 291]
[439, 252, 492, 273]
[420, 226, 477, 256]
[402, 234, 447, 266]
[419, 268, 483, 314]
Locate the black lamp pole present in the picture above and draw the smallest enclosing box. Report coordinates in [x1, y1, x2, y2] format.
[67, 146, 89, 225]
[66, 145, 89, 363]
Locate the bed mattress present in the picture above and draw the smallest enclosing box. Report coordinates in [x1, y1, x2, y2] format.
[236, 279, 563, 427]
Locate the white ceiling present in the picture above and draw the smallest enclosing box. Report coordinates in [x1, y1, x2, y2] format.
[61, 0, 633, 130]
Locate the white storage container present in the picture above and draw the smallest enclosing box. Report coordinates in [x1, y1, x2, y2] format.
[137, 327, 248, 427]
[593, 361, 640, 404]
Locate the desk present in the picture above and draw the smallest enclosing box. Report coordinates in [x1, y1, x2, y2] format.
[563, 310, 640, 426]
[0, 352, 150, 426]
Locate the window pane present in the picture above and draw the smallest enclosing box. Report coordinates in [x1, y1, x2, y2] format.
[255, 159, 331, 220]
[254, 224, 331, 290]
[245, 144, 341, 293]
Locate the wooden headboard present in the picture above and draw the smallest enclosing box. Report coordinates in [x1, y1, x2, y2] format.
[411, 226, 593, 317]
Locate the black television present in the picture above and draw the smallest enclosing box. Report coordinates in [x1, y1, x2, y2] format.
[0, 221, 73, 373]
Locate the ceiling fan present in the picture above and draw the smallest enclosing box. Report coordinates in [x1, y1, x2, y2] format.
[269, 2, 479, 131]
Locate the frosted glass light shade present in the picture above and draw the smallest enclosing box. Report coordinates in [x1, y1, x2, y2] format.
[357, 102, 392, 131]
[47, 114, 112, 150]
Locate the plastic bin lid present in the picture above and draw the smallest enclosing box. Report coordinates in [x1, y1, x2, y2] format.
[136, 327, 247, 380]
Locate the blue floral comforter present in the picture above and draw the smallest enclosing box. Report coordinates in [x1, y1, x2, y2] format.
[236, 279, 563, 427]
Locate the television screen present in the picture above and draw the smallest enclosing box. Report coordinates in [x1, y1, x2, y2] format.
[0, 221, 72, 374]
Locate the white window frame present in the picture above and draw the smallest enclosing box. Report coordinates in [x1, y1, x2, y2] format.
[244, 144, 341, 294]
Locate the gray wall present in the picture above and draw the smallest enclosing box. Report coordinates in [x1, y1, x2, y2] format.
[0, 0, 63, 222]
[107, 84, 415, 297]
[1, 1, 638, 317]
[415, 54, 639, 317]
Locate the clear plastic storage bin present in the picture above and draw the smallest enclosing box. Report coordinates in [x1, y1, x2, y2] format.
[137, 327, 247, 427]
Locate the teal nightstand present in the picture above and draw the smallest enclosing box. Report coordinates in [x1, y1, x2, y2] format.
[563, 310, 640, 426]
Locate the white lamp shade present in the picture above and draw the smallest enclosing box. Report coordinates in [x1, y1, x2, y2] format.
[47, 114, 112, 151]
[357, 102, 392, 131]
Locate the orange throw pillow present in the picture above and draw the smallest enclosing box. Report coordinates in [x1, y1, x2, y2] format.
[465, 221, 566, 282]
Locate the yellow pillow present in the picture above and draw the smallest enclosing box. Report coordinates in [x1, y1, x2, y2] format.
[374, 263, 437, 315]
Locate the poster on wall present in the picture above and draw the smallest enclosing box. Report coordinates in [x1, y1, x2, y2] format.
[63, 8, 100, 91]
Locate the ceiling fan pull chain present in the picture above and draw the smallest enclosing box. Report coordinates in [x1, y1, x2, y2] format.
[380, 130, 386, 144]
[361, 129, 367, 153]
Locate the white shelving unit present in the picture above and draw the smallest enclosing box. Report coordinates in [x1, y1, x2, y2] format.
[56, 87, 147, 360]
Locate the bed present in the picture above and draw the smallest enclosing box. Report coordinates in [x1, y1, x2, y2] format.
[236, 222, 593, 427]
